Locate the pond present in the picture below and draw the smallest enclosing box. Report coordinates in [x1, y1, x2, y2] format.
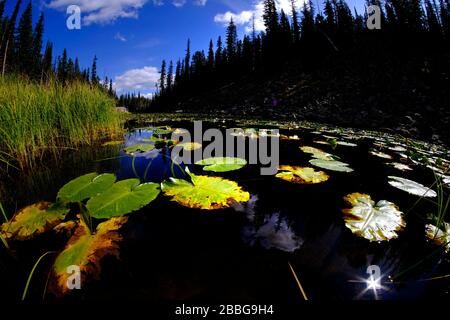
[0, 119, 449, 302]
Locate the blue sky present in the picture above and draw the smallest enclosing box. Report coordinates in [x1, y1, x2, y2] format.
[5, 0, 365, 96]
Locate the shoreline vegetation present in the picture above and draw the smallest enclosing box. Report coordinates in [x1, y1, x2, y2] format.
[0, 76, 122, 169]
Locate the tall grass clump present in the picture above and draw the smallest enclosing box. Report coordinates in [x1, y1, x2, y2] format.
[0, 76, 122, 168]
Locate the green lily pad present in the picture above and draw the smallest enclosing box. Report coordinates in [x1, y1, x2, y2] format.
[86, 179, 160, 218]
[161, 168, 250, 210]
[57, 173, 117, 203]
[300, 146, 335, 160]
[309, 159, 354, 173]
[151, 126, 173, 135]
[388, 176, 437, 198]
[276, 165, 329, 184]
[426, 222, 450, 252]
[124, 144, 155, 155]
[102, 140, 124, 147]
[178, 142, 202, 151]
[51, 216, 128, 296]
[195, 157, 247, 172]
[1, 202, 69, 241]
[342, 193, 406, 242]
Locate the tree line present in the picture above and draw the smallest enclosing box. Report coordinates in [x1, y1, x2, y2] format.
[143, 0, 450, 112]
[0, 0, 114, 94]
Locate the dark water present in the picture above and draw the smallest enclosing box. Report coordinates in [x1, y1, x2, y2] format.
[0, 120, 449, 302]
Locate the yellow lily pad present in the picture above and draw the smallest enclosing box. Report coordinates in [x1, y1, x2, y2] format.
[51, 216, 128, 296]
[1, 202, 69, 241]
[161, 169, 250, 210]
[276, 166, 329, 184]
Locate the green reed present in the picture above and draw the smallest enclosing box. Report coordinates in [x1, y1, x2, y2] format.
[0, 76, 123, 169]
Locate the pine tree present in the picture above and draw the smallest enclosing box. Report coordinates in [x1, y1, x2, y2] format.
[91, 55, 99, 84]
[290, 0, 301, 43]
[1, 0, 22, 76]
[425, 0, 442, 35]
[215, 36, 223, 68]
[32, 12, 44, 80]
[207, 39, 214, 70]
[280, 9, 292, 48]
[175, 59, 182, 84]
[57, 48, 68, 83]
[159, 59, 166, 92]
[226, 18, 238, 63]
[109, 79, 114, 96]
[167, 60, 173, 92]
[263, 0, 279, 35]
[16, 1, 34, 75]
[184, 39, 191, 80]
[41, 41, 53, 83]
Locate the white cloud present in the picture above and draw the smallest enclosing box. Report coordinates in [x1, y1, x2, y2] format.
[114, 66, 160, 92]
[214, 0, 305, 33]
[172, 0, 186, 7]
[152, 0, 164, 5]
[47, 0, 149, 25]
[194, 0, 207, 6]
[114, 32, 127, 42]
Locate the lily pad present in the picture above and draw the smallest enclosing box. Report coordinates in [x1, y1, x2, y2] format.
[102, 140, 123, 147]
[342, 193, 406, 242]
[309, 159, 354, 173]
[124, 144, 155, 155]
[388, 162, 413, 172]
[370, 150, 393, 160]
[51, 216, 128, 296]
[86, 179, 160, 219]
[300, 146, 334, 160]
[1, 202, 69, 241]
[275, 166, 329, 184]
[425, 222, 450, 252]
[161, 168, 250, 210]
[388, 176, 437, 198]
[57, 173, 116, 203]
[178, 142, 202, 151]
[195, 157, 247, 172]
[151, 126, 173, 135]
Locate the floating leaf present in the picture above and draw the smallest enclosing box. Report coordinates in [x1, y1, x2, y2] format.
[124, 144, 155, 155]
[342, 193, 406, 242]
[195, 157, 247, 172]
[57, 173, 116, 203]
[275, 166, 329, 184]
[178, 142, 202, 151]
[86, 179, 160, 219]
[280, 134, 300, 141]
[51, 216, 128, 296]
[300, 146, 335, 160]
[161, 169, 250, 210]
[1, 202, 68, 241]
[388, 176, 437, 198]
[151, 126, 173, 135]
[102, 140, 123, 147]
[309, 159, 354, 173]
[425, 223, 450, 252]
[388, 162, 413, 172]
[370, 150, 393, 160]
